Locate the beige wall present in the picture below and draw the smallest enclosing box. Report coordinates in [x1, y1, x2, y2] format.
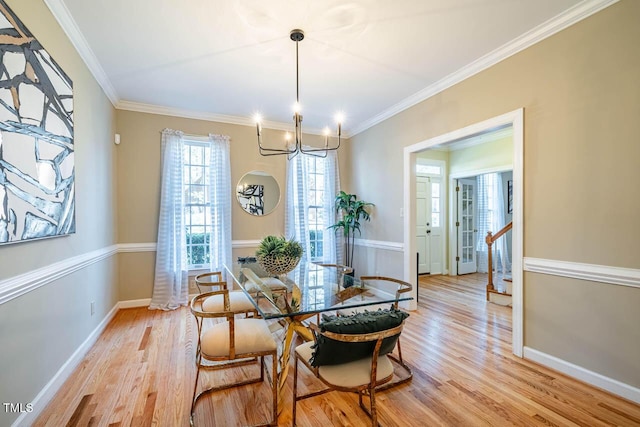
[348, 0, 640, 387]
[116, 109, 350, 299]
[0, 0, 118, 424]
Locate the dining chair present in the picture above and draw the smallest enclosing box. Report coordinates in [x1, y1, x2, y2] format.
[292, 311, 408, 426]
[336, 276, 412, 367]
[195, 271, 258, 315]
[190, 291, 278, 426]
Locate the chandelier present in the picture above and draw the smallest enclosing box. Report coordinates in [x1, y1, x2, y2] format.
[255, 29, 343, 159]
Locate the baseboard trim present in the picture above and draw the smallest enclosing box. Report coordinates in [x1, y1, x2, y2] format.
[523, 346, 640, 404]
[524, 257, 640, 289]
[118, 298, 151, 309]
[12, 303, 119, 427]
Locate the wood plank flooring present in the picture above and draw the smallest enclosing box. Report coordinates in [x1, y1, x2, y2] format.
[34, 273, 640, 426]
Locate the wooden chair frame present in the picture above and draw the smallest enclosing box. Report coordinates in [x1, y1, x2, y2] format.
[194, 271, 226, 294]
[190, 291, 278, 427]
[355, 276, 413, 380]
[293, 322, 405, 427]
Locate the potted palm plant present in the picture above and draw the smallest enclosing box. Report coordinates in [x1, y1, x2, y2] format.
[329, 191, 374, 270]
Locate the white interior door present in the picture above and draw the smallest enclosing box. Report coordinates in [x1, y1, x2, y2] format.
[429, 179, 443, 274]
[416, 177, 430, 274]
[457, 178, 477, 274]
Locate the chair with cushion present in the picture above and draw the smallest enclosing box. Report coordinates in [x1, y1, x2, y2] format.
[292, 308, 409, 426]
[195, 271, 258, 316]
[190, 291, 278, 426]
[336, 276, 412, 366]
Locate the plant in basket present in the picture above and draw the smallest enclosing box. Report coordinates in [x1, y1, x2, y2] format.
[256, 235, 303, 276]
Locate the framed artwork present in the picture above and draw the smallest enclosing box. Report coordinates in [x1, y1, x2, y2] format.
[507, 179, 513, 214]
[237, 184, 264, 215]
[0, 0, 74, 245]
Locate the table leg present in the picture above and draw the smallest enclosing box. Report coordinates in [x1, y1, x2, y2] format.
[276, 315, 314, 413]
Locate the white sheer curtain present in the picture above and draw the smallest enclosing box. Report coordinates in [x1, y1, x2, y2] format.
[150, 130, 232, 310]
[150, 129, 188, 310]
[207, 134, 232, 272]
[322, 151, 342, 264]
[285, 153, 311, 262]
[285, 150, 342, 264]
[475, 173, 511, 274]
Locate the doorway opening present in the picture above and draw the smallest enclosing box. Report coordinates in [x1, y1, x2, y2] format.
[404, 109, 523, 357]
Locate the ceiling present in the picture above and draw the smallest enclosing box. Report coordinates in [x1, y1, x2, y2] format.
[46, 0, 610, 136]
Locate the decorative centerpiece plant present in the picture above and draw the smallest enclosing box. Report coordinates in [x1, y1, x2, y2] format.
[256, 235, 303, 276]
[329, 191, 374, 269]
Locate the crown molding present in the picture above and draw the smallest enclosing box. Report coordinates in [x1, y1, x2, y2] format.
[349, 0, 619, 137]
[43, 0, 119, 105]
[46, 0, 616, 138]
[116, 100, 337, 137]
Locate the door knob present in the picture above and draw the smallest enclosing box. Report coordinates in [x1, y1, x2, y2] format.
[426, 230, 431, 234]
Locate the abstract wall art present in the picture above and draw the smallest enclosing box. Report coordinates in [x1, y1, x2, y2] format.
[237, 184, 264, 216]
[0, 0, 74, 245]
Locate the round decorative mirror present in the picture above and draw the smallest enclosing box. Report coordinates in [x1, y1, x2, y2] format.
[236, 171, 280, 216]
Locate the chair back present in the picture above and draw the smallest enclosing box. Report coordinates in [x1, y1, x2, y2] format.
[359, 276, 412, 308]
[309, 321, 405, 367]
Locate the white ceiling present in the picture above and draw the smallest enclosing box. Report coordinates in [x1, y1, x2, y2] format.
[46, 0, 612, 135]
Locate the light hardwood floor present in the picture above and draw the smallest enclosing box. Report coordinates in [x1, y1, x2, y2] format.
[34, 273, 640, 426]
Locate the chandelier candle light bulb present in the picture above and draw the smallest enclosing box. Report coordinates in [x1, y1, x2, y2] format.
[255, 29, 343, 159]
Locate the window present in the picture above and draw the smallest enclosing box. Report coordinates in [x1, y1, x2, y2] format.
[416, 164, 441, 175]
[431, 181, 441, 227]
[307, 156, 325, 261]
[183, 140, 211, 268]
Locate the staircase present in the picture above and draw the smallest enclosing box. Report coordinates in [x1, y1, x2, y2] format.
[485, 221, 512, 306]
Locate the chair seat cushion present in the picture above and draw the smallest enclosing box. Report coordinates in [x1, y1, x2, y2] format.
[202, 291, 255, 313]
[244, 277, 287, 294]
[311, 308, 409, 367]
[296, 341, 394, 388]
[201, 319, 276, 358]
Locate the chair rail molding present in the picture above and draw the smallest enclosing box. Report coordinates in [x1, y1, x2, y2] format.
[353, 238, 404, 252]
[524, 257, 640, 289]
[118, 242, 157, 252]
[0, 245, 119, 306]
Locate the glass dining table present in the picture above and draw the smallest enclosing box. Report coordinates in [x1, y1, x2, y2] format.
[224, 260, 413, 410]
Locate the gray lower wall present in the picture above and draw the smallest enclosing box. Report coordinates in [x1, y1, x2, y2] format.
[525, 273, 640, 388]
[0, 258, 118, 426]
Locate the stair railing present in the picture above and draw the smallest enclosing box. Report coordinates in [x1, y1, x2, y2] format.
[485, 221, 512, 300]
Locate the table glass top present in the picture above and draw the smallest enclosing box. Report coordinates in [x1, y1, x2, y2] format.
[225, 261, 411, 319]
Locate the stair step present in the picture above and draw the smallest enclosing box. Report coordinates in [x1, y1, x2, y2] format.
[488, 290, 512, 307]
